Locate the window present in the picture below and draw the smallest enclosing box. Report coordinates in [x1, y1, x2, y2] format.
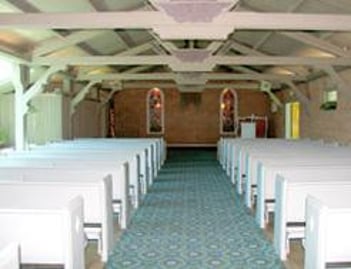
[321, 88, 337, 110]
[147, 88, 164, 134]
[220, 89, 238, 135]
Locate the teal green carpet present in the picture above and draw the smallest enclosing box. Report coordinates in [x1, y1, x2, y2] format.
[107, 149, 283, 269]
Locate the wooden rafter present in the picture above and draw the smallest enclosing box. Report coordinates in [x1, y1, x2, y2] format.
[33, 55, 351, 67]
[70, 79, 101, 115]
[285, 81, 311, 114]
[121, 81, 260, 90]
[77, 72, 305, 82]
[321, 65, 351, 100]
[281, 31, 351, 57]
[33, 30, 110, 57]
[1, 11, 351, 32]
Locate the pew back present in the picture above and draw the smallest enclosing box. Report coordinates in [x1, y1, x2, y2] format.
[0, 195, 84, 269]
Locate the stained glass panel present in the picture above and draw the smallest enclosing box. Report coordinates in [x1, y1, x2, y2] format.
[220, 89, 237, 134]
[147, 88, 164, 134]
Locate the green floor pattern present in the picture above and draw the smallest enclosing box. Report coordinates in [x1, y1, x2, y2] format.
[107, 149, 284, 269]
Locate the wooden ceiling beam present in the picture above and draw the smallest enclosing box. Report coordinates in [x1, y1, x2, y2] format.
[33, 55, 351, 67]
[77, 72, 304, 82]
[321, 65, 351, 100]
[121, 81, 260, 90]
[33, 30, 109, 57]
[1, 11, 351, 32]
[281, 31, 351, 57]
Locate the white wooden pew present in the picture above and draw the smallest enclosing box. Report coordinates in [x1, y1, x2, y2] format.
[223, 140, 351, 214]
[0, 172, 114, 262]
[32, 144, 151, 183]
[227, 138, 250, 180]
[74, 137, 165, 169]
[225, 138, 236, 176]
[0, 138, 162, 230]
[222, 138, 263, 181]
[0, 195, 84, 269]
[44, 138, 159, 180]
[255, 158, 351, 229]
[0, 159, 130, 229]
[3, 151, 143, 207]
[257, 164, 351, 219]
[236, 139, 308, 193]
[237, 139, 335, 194]
[243, 147, 329, 196]
[229, 139, 253, 184]
[14, 153, 141, 207]
[274, 176, 351, 260]
[217, 137, 223, 163]
[305, 195, 351, 269]
[220, 138, 228, 169]
[0, 243, 19, 269]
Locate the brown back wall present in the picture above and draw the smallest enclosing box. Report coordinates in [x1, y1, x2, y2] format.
[114, 88, 271, 145]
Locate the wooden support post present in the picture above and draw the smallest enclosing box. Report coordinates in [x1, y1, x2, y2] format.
[70, 80, 101, 116]
[12, 64, 65, 151]
[12, 65, 29, 151]
[23, 65, 66, 105]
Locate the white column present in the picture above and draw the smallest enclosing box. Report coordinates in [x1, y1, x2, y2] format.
[12, 64, 66, 150]
[12, 65, 29, 151]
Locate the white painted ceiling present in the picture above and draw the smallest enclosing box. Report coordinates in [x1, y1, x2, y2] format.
[0, 0, 351, 92]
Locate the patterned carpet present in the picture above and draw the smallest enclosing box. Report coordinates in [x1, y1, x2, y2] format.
[107, 149, 283, 269]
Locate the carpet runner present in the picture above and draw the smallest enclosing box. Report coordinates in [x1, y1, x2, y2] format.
[107, 148, 283, 269]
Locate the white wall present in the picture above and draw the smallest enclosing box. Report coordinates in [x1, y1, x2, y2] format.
[27, 93, 68, 144]
[272, 68, 351, 144]
[0, 93, 70, 146]
[0, 94, 15, 146]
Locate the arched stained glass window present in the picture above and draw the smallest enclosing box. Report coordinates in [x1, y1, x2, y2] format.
[147, 88, 164, 134]
[220, 89, 238, 135]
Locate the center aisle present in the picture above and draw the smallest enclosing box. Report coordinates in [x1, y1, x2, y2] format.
[107, 149, 283, 269]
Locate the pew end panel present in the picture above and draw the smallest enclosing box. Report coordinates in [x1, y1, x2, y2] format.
[0, 196, 85, 269]
[0, 243, 20, 269]
[275, 176, 351, 262]
[305, 196, 351, 269]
